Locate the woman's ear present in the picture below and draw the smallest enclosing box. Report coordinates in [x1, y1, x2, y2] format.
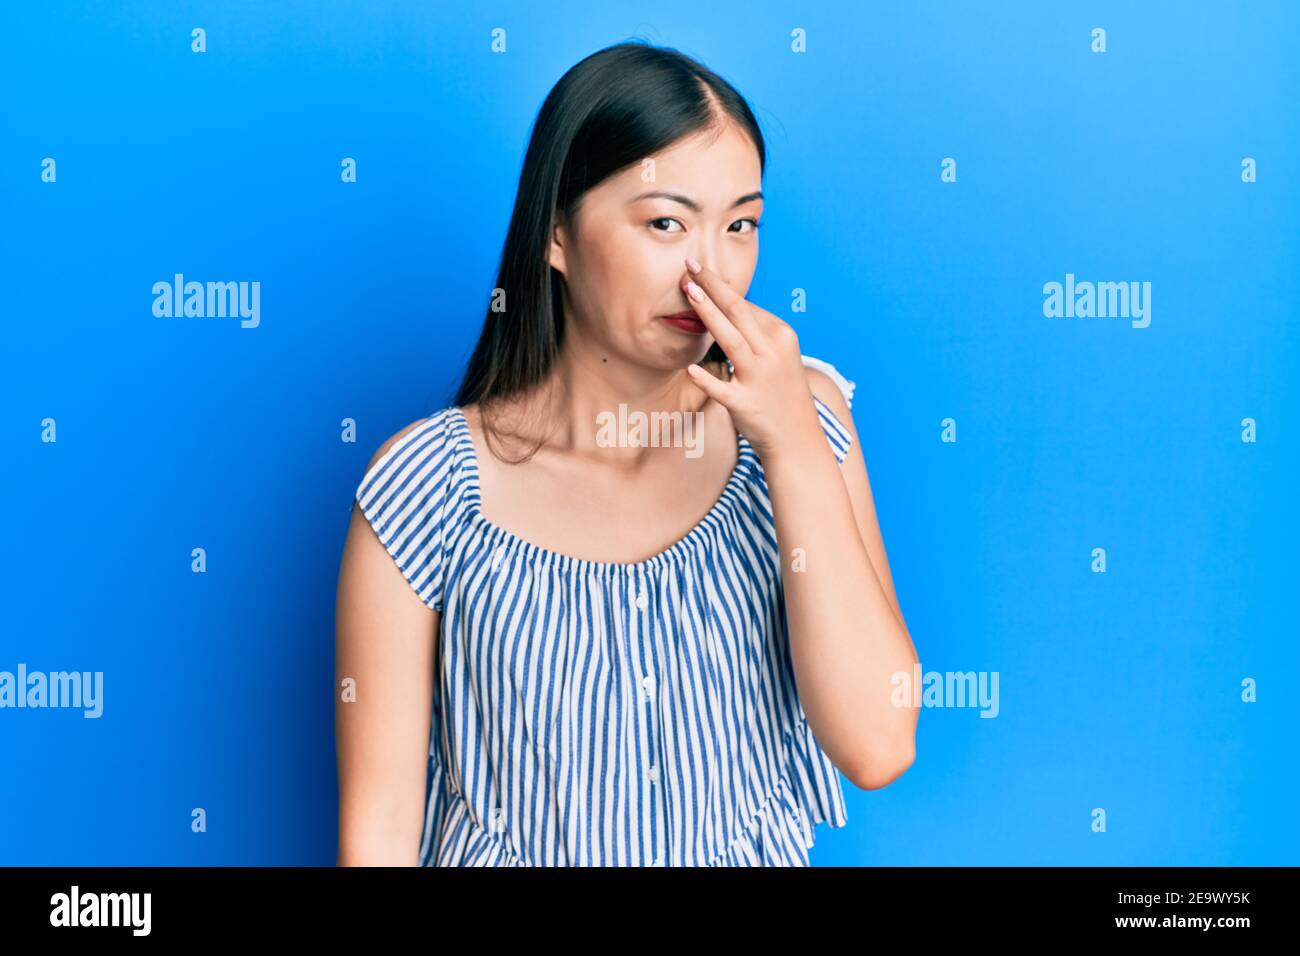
[548, 216, 568, 277]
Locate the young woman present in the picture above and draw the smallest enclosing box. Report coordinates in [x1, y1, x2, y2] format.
[335, 41, 919, 867]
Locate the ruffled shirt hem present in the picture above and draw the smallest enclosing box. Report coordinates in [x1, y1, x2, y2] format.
[419, 728, 848, 867]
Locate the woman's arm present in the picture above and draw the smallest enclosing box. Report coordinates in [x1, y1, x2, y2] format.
[746, 369, 918, 791]
[335, 428, 439, 866]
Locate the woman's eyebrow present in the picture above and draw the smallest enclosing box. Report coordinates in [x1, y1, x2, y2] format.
[631, 189, 763, 212]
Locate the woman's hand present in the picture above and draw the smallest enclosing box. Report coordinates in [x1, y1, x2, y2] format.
[680, 256, 824, 462]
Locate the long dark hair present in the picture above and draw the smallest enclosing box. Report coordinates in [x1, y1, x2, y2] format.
[451, 40, 766, 455]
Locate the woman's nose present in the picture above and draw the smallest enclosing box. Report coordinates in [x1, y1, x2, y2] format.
[684, 252, 735, 292]
[685, 244, 718, 273]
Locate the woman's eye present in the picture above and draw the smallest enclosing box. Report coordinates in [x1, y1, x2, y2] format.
[649, 216, 761, 234]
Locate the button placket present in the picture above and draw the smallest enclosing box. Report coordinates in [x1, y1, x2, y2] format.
[633, 569, 665, 866]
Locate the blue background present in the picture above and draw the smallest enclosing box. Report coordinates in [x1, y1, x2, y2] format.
[2, 1, 1296, 865]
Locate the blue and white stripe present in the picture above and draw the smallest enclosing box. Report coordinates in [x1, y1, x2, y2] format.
[354, 356, 857, 866]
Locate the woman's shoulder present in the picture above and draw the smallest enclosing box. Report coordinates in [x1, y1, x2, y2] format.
[351, 406, 471, 614]
[798, 353, 857, 465]
[362, 406, 461, 468]
[355, 406, 468, 508]
[799, 353, 855, 410]
[363, 416, 433, 473]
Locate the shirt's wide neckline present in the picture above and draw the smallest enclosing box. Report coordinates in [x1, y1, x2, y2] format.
[448, 405, 754, 578]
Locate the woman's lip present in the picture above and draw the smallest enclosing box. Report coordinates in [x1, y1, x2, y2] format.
[661, 314, 708, 333]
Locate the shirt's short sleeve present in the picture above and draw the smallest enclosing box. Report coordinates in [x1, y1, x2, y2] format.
[353, 412, 456, 613]
[801, 354, 856, 465]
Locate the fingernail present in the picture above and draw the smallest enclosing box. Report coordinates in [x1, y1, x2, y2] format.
[684, 257, 702, 274]
[686, 281, 705, 301]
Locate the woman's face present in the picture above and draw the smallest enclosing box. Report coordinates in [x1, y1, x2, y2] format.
[549, 119, 763, 371]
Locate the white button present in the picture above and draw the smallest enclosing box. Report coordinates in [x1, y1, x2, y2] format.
[492, 807, 505, 833]
[492, 548, 503, 570]
[648, 764, 659, 783]
[652, 857, 664, 867]
[641, 675, 655, 698]
[635, 591, 648, 610]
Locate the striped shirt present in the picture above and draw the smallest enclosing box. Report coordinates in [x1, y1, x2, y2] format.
[353, 354, 857, 866]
